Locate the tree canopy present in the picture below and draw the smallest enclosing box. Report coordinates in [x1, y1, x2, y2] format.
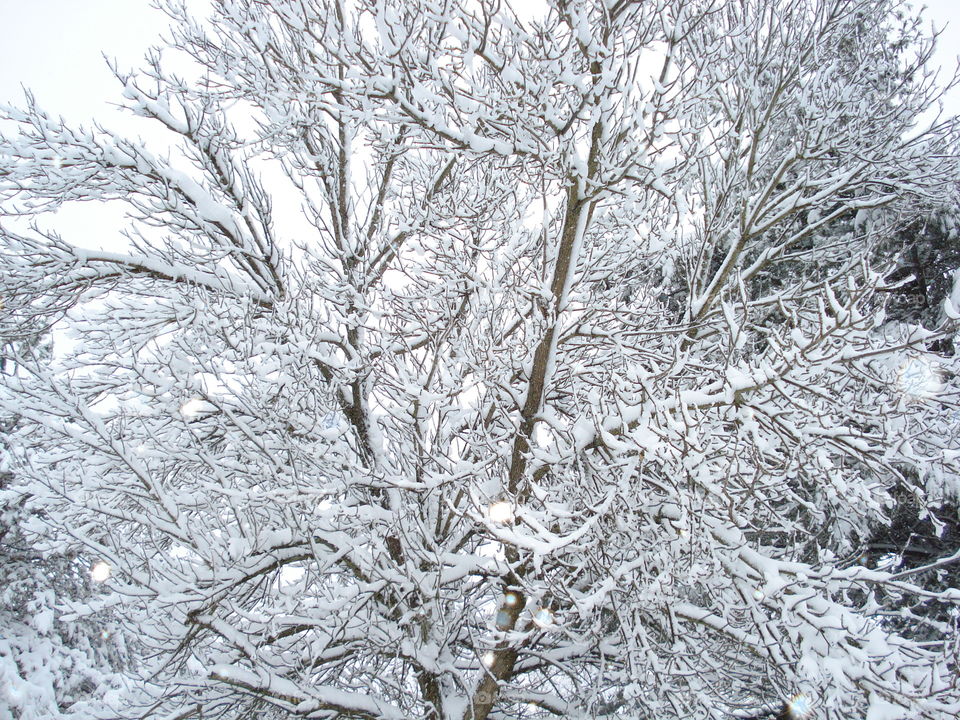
[1, 1, 959, 718]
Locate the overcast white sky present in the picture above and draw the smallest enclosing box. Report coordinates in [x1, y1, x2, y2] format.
[0, 0, 164, 123]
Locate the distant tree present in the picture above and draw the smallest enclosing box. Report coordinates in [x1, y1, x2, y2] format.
[1, 1, 959, 719]
[883, 205, 960, 338]
[0, 336, 131, 719]
[860, 198, 960, 641]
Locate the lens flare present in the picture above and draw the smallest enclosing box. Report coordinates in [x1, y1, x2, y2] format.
[90, 561, 111, 582]
[179, 398, 210, 419]
[533, 607, 554, 628]
[786, 693, 813, 719]
[487, 501, 514, 524]
[896, 357, 943, 402]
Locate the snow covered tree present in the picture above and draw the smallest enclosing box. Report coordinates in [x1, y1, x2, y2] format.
[1, 0, 959, 718]
[0, 471, 132, 719]
[0, 336, 132, 718]
[883, 205, 960, 334]
[856, 197, 960, 641]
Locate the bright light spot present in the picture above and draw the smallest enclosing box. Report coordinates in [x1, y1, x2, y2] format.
[753, 589, 764, 601]
[279, 565, 306, 584]
[532, 607, 554, 628]
[179, 398, 210, 419]
[482, 651, 496, 667]
[786, 693, 813, 719]
[53, 156, 64, 168]
[90, 561, 111, 582]
[101, 630, 111, 640]
[170, 545, 194, 559]
[487, 501, 514, 524]
[532, 423, 554, 448]
[511, 0, 548, 23]
[504, 591, 521, 607]
[897, 357, 943, 402]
